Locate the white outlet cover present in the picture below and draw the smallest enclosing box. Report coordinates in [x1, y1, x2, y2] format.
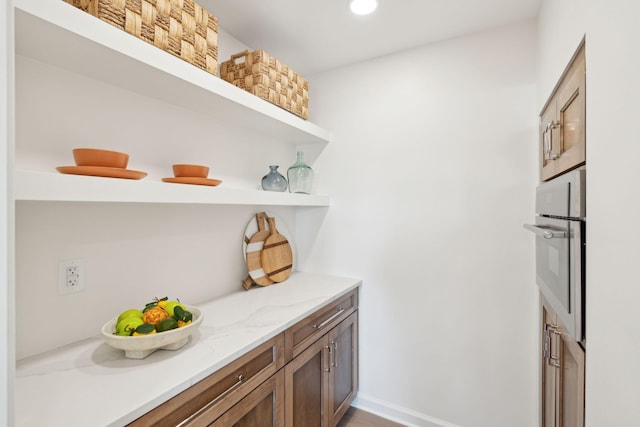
[58, 259, 85, 295]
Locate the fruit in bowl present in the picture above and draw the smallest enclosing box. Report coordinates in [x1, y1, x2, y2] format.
[102, 297, 203, 359]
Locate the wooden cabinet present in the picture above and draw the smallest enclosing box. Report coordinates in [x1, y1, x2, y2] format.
[327, 311, 359, 425]
[285, 311, 358, 427]
[540, 42, 586, 181]
[285, 290, 358, 362]
[128, 288, 359, 427]
[127, 334, 285, 426]
[541, 295, 585, 427]
[208, 370, 285, 427]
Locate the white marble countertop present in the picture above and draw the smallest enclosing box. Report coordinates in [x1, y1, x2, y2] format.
[14, 272, 361, 427]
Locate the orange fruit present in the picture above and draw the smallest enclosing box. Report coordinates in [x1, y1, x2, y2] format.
[142, 306, 170, 326]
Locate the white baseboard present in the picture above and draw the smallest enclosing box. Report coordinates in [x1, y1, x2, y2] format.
[351, 393, 460, 427]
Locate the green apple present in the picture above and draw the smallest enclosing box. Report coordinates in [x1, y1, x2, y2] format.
[117, 308, 144, 324]
[115, 316, 144, 336]
[164, 301, 186, 318]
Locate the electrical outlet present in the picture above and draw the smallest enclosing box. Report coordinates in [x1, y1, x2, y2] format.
[58, 259, 85, 295]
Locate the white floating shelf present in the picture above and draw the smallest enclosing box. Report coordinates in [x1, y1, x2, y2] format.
[15, 171, 330, 206]
[14, 0, 331, 145]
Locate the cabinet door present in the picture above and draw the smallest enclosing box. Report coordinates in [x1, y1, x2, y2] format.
[557, 323, 585, 427]
[209, 370, 285, 427]
[540, 43, 586, 181]
[328, 312, 358, 426]
[284, 336, 329, 427]
[541, 296, 585, 427]
[541, 300, 559, 427]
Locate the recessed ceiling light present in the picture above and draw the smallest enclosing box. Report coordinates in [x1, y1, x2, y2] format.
[350, 0, 378, 15]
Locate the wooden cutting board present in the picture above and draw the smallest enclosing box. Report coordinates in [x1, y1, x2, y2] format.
[245, 212, 274, 286]
[241, 274, 254, 291]
[261, 216, 293, 282]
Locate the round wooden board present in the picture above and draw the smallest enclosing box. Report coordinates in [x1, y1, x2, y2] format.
[242, 212, 296, 269]
[244, 212, 274, 286]
[260, 216, 293, 283]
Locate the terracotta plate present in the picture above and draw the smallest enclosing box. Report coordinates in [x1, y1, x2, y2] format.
[57, 165, 147, 180]
[162, 177, 222, 186]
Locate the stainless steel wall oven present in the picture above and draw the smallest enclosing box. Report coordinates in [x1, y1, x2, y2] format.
[525, 168, 586, 346]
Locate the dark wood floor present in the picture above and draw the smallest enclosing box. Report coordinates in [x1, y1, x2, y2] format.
[337, 407, 406, 427]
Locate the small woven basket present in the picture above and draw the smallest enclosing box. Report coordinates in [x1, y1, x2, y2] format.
[220, 50, 309, 119]
[64, 0, 218, 76]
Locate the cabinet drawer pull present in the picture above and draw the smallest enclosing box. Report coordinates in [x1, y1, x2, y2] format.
[177, 374, 245, 426]
[324, 346, 331, 372]
[313, 307, 345, 330]
[544, 323, 561, 369]
[543, 120, 561, 161]
[331, 341, 338, 368]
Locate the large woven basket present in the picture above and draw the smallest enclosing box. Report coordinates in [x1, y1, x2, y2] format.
[64, 0, 218, 76]
[220, 50, 309, 119]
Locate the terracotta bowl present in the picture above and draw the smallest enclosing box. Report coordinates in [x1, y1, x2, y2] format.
[173, 164, 209, 178]
[73, 148, 129, 169]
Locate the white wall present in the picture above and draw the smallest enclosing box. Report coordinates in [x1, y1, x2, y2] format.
[536, 0, 586, 107]
[1, 0, 14, 424]
[301, 21, 539, 427]
[583, 1, 640, 425]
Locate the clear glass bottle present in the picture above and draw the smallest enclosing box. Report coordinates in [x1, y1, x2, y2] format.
[287, 151, 313, 194]
[261, 165, 288, 192]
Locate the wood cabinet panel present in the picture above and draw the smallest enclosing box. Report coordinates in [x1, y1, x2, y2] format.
[208, 370, 285, 427]
[127, 333, 284, 427]
[542, 300, 558, 427]
[328, 312, 358, 426]
[285, 289, 358, 362]
[558, 320, 585, 427]
[285, 337, 327, 427]
[540, 42, 586, 181]
[285, 312, 359, 427]
[541, 295, 584, 427]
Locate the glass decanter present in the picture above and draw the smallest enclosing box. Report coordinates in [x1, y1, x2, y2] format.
[287, 151, 313, 194]
[261, 165, 288, 192]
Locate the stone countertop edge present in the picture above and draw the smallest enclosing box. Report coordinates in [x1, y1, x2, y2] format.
[14, 272, 362, 427]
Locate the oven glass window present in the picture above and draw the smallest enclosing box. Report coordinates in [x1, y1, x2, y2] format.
[535, 218, 570, 313]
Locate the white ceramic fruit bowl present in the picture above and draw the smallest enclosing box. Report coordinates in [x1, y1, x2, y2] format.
[101, 305, 203, 359]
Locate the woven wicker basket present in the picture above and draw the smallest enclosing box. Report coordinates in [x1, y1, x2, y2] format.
[64, 0, 218, 76]
[220, 50, 309, 119]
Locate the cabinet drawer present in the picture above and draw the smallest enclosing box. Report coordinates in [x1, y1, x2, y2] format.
[209, 369, 284, 427]
[127, 333, 284, 427]
[284, 288, 358, 362]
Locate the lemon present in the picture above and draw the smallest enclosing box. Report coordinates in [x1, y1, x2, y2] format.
[132, 323, 157, 336]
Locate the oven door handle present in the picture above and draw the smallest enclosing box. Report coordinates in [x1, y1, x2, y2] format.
[523, 224, 567, 239]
